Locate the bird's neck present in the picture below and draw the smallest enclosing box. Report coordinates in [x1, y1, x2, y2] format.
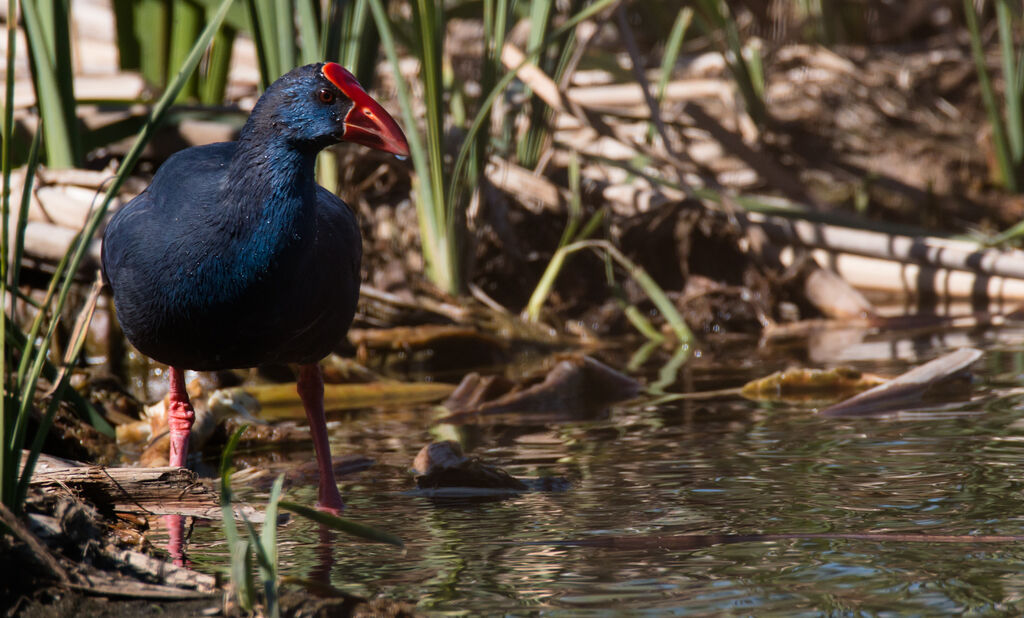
[218, 136, 318, 240]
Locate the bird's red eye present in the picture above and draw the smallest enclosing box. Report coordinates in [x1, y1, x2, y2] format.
[317, 88, 335, 104]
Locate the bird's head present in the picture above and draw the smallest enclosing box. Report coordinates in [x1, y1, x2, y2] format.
[247, 62, 410, 157]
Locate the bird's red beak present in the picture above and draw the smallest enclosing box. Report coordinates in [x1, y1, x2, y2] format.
[322, 62, 410, 158]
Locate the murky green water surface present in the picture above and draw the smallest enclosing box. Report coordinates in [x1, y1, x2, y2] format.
[162, 334, 1024, 614]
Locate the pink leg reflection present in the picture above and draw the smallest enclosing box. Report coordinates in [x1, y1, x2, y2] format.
[310, 524, 336, 588]
[164, 513, 189, 567]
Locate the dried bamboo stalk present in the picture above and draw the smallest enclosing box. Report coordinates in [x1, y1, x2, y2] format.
[747, 211, 1024, 281]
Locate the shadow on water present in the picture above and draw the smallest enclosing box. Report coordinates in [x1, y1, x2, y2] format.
[142, 326, 1024, 614]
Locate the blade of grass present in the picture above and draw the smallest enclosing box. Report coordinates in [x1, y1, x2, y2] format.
[137, 0, 170, 88]
[168, 0, 203, 101]
[199, 21, 237, 105]
[245, 0, 272, 90]
[230, 539, 255, 612]
[3, 316, 110, 436]
[367, 0, 449, 292]
[322, 0, 345, 62]
[517, 0, 555, 168]
[20, 0, 78, 167]
[10, 127, 43, 319]
[274, 0, 295, 75]
[599, 248, 663, 341]
[258, 474, 284, 618]
[239, 514, 273, 586]
[657, 8, 692, 103]
[341, 0, 380, 87]
[111, 0, 140, 71]
[296, 0, 320, 66]
[372, 0, 616, 294]
[15, 278, 102, 507]
[410, 0, 452, 285]
[9, 247, 68, 493]
[556, 152, 583, 248]
[473, 0, 509, 183]
[15, 246, 62, 389]
[648, 7, 692, 143]
[1, 127, 41, 508]
[47, 0, 80, 163]
[997, 0, 1022, 164]
[965, 0, 1016, 193]
[622, 304, 666, 341]
[692, 0, 765, 126]
[448, 0, 620, 217]
[649, 344, 693, 395]
[626, 339, 661, 371]
[279, 501, 404, 546]
[524, 239, 693, 344]
[0, 0, 15, 508]
[219, 424, 247, 607]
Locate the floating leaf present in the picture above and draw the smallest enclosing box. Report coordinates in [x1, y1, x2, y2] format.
[741, 367, 888, 404]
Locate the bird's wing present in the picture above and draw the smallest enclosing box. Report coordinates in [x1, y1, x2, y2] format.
[101, 142, 237, 291]
[315, 185, 362, 280]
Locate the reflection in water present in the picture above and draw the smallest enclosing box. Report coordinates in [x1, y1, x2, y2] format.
[162, 513, 189, 567]
[153, 342, 1024, 613]
[311, 525, 335, 587]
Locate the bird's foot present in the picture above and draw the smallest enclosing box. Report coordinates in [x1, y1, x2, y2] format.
[167, 367, 195, 468]
[167, 398, 195, 468]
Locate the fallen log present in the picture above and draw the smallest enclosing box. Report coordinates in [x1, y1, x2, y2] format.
[25, 452, 264, 521]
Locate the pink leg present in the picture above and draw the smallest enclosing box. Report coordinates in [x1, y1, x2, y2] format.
[297, 363, 344, 514]
[167, 366, 195, 468]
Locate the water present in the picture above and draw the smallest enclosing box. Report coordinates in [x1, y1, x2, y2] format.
[158, 335, 1024, 614]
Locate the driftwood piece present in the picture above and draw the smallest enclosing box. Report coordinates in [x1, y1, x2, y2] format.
[10, 488, 218, 600]
[68, 574, 216, 600]
[409, 441, 569, 498]
[92, 545, 217, 597]
[25, 452, 264, 521]
[25, 510, 217, 598]
[442, 355, 641, 421]
[820, 347, 982, 417]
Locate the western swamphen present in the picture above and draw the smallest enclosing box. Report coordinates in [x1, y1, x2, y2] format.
[102, 63, 410, 513]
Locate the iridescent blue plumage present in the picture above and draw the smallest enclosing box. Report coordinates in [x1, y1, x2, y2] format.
[102, 64, 363, 371]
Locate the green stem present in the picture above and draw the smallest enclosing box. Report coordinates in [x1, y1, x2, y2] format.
[965, 0, 1016, 192]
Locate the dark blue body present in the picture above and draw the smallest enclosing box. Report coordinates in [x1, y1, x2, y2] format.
[102, 65, 362, 371]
